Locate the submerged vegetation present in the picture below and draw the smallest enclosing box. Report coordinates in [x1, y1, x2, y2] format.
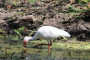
[0, 35, 90, 59]
[14, 27, 24, 41]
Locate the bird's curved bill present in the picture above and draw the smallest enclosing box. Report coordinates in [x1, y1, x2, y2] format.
[23, 40, 27, 47]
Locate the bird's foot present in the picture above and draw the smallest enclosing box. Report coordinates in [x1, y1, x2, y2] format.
[48, 46, 50, 50]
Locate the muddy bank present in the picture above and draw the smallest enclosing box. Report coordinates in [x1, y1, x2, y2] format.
[0, 0, 90, 40]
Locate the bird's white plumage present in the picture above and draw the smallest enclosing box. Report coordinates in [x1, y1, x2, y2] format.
[24, 36, 32, 42]
[23, 26, 70, 49]
[24, 26, 70, 42]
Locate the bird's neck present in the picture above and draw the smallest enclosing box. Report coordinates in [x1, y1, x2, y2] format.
[30, 36, 35, 40]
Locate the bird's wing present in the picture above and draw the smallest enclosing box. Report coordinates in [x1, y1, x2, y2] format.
[35, 26, 70, 40]
[46, 26, 70, 37]
[50, 28, 70, 37]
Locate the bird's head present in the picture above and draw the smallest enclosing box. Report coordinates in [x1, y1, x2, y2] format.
[23, 36, 32, 47]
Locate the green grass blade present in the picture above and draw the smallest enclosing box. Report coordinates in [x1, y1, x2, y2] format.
[28, 0, 35, 2]
[79, 1, 90, 8]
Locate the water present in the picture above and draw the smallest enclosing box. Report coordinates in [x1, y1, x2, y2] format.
[0, 48, 85, 60]
[0, 35, 90, 60]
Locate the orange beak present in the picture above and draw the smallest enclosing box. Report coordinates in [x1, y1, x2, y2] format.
[23, 40, 28, 47]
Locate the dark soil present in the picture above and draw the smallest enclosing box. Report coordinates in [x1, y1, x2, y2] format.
[0, 0, 90, 41]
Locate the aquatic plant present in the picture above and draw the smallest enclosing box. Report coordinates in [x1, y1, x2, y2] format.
[14, 27, 24, 41]
[8, 17, 11, 19]
[19, 12, 23, 17]
[63, 1, 90, 14]
[13, 2, 17, 6]
[28, 0, 36, 3]
[84, 0, 90, 2]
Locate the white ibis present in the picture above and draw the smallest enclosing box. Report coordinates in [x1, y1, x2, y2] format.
[23, 26, 70, 50]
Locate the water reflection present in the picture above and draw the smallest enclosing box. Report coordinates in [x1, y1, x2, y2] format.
[21, 48, 54, 60]
[0, 47, 90, 60]
[0, 36, 90, 60]
[21, 48, 75, 60]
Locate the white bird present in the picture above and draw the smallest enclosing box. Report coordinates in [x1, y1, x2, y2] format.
[23, 26, 70, 49]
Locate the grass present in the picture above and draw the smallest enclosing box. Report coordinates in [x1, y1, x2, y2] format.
[28, 0, 36, 3]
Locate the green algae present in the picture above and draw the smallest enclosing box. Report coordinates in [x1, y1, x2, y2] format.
[0, 35, 90, 60]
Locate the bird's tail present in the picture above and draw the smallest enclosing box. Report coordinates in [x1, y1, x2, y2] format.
[60, 30, 71, 37]
[67, 33, 70, 37]
[64, 32, 70, 37]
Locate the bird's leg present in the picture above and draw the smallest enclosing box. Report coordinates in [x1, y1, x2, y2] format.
[50, 40, 52, 46]
[48, 40, 52, 50]
[48, 42, 50, 50]
[34, 40, 52, 49]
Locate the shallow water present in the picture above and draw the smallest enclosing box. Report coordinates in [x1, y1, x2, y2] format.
[0, 35, 90, 60]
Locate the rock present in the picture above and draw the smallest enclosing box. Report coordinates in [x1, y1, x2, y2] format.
[20, 15, 36, 22]
[78, 23, 86, 31]
[83, 24, 90, 31]
[0, 19, 5, 23]
[35, 1, 44, 6]
[0, 8, 6, 13]
[0, 12, 19, 19]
